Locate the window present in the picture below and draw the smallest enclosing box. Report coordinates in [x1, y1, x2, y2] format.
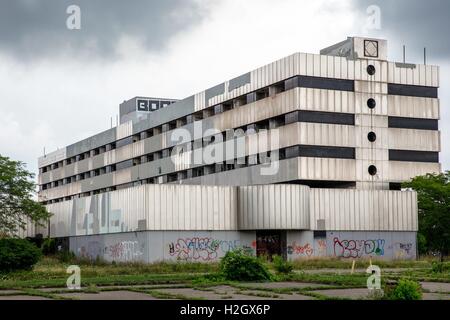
[298, 145, 355, 159]
[388, 117, 438, 130]
[367, 98, 376, 109]
[389, 150, 439, 163]
[364, 40, 379, 58]
[367, 65, 376, 75]
[299, 111, 355, 125]
[388, 83, 438, 98]
[297, 76, 354, 91]
[368, 165, 377, 176]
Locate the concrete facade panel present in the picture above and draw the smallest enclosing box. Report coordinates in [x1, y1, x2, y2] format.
[69, 230, 256, 263]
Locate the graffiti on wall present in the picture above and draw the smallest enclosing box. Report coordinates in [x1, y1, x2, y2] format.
[333, 237, 385, 258]
[79, 241, 102, 259]
[391, 242, 414, 259]
[78, 240, 144, 262]
[287, 239, 327, 258]
[108, 241, 144, 261]
[287, 242, 314, 257]
[316, 239, 327, 256]
[168, 237, 249, 261]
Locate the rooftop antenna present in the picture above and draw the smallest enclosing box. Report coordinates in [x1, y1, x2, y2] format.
[110, 116, 113, 128]
[402, 45, 406, 63]
[424, 47, 427, 65]
[43, 147, 46, 157]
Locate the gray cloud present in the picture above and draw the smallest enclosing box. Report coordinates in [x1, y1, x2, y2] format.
[353, 0, 450, 61]
[0, 0, 205, 61]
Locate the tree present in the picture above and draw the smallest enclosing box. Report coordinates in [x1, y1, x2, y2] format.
[0, 154, 51, 236]
[403, 171, 450, 261]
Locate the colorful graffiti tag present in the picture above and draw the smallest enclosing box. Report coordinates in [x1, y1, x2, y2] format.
[333, 237, 385, 258]
[168, 237, 244, 261]
[287, 242, 314, 256]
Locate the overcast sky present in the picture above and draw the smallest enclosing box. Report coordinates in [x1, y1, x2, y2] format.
[0, 0, 449, 176]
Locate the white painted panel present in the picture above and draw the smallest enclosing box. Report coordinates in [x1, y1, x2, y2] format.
[309, 189, 418, 231]
[388, 128, 440, 151]
[238, 184, 310, 230]
[117, 121, 132, 140]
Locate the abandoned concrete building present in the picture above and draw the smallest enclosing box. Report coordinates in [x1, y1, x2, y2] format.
[31, 37, 440, 261]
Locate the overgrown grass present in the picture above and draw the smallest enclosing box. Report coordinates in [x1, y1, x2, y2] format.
[1, 255, 449, 291]
[0, 272, 201, 289]
[289, 257, 435, 270]
[37, 256, 219, 274]
[0, 256, 218, 288]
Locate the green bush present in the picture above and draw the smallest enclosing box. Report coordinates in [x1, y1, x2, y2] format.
[41, 238, 57, 255]
[386, 279, 422, 300]
[0, 238, 42, 272]
[272, 255, 293, 274]
[220, 249, 272, 281]
[431, 261, 450, 273]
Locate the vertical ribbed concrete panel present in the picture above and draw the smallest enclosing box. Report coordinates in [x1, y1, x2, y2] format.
[116, 121, 133, 140]
[297, 157, 356, 181]
[238, 184, 310, 230]
[388, 95, 439, 119]
[299, 88, 354, 114]
[298, 123, 356, 147]
[38, 148, 67, 168]
[388, 62, 439, 87]
[388, 128, 440, 151]
[309, 189, 418, 231]
[35, 184, 419, 238]
[388, 161, 441, 182]
[43, 185, 238, 237]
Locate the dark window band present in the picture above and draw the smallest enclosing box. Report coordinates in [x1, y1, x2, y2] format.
[298, 110, 355, 125]
[285, 145, 355, 159]
[388, 116, 438, 130]
[285, 76, 354, 92]
[115, 159, 134, 171]
[388, 83, 438, 98]
[389, 149, 439, 163]
[116, 136, 134, 149]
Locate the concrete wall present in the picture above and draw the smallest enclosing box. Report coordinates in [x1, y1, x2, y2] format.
[69, 230, 256, 263]
[41, 184, 238, 238]
[38, 84, 441, 198]
[36, 184, 418, 238]
[287, 231, 416, 260]
[309, 188, 418, 231]
[38, 37, 441, 202]
[69, 229, 416, 262]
